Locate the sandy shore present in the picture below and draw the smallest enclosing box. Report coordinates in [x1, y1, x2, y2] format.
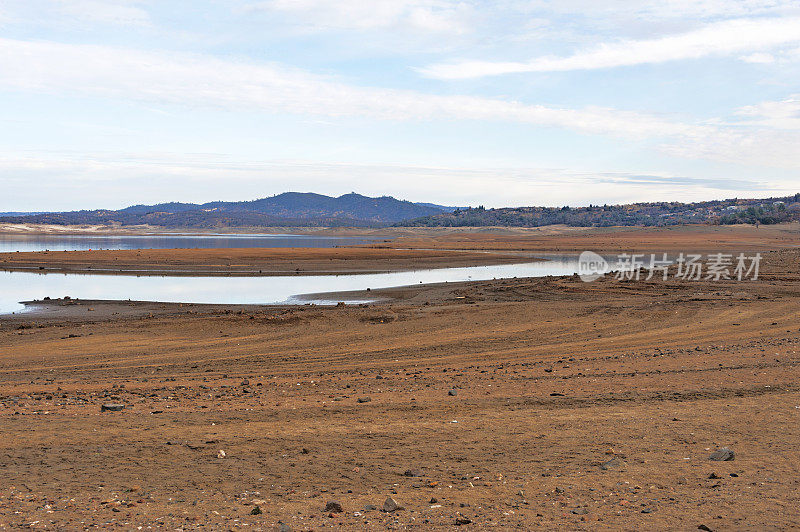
[1, 224, 799, 529]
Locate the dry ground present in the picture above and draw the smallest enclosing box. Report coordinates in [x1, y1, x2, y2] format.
[0, 225, 799, 530]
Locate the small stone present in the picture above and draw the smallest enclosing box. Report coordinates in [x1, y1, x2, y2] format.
[641, 507, 654, 514]
[382, 497, 402, 512]
[448, 389, 458, 396]
[709, 448, 735, 461]
[698, 525, 713, 531]
[324, 500, 343, 513]
[250, 505, 262, 515]
[454, 516, 472, 525]
[600, 458, 625, 470]
[708, 472, 721, 479]
[217, 449, 226, 459]
[430, 497, 438, 504]
[277, 522, 292, 532]
[241, 379, 250, 386]
[363, 504, 377, 511]
[404, 468, 423, 477]
[357, 397, 372, 403]
[100, 403, 125, 412]
[572, 507, 589, 515]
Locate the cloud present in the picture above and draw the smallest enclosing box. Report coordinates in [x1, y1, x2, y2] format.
[244, 0, 471, 34]
[0, 37, 711, 141]
[523, 0, 800, 20]
[735, 94, 800, 129]
[419, 17, 800, 79]
[54, 0, 152, 27]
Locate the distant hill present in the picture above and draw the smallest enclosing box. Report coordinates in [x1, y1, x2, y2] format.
[0, 193, 450, 228]
[399, 194, 800, 228]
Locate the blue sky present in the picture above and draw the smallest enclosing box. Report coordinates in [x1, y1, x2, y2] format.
[1, 0, 800, 210]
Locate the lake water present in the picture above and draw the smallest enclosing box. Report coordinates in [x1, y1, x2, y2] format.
[0, 255, 596, 315]
[0, 233, 380, 253]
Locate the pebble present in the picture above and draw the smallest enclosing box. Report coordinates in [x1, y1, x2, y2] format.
[404, 468, 423, 477]
[448, 389, 458, 396]
[357, 396, 372, 403]
[325, 500, 343, 513]
[382, 497, 402, 512]
[100, 403, 125, 412]
[709, 447, 735, 461]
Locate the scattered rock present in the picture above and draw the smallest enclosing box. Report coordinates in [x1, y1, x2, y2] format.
[357, 396, 372, 403]
[404, 468, 423, 477]
[709, 448, 735, 461]
[382, 497, 402, 512]
[324, 500, 343, 513]
[448, 389, 458, 396]
[100, 403, 125, 412]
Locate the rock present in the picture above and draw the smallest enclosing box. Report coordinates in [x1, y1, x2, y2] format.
[324, 500, 343, 513]
[217, 450, 226, 459]
[250, 505, 262, 515]
[454, 516, 472, 525]
[277, 522, 292, 532]
[363, 504, 377, 511]
[709, 447, 735, 461]
[241, 379, 250, 386]
[382, 497, 402, 512]
[708, 472, 721, 479]
[404, 468, 423, 477]
[572, 507, 589, 515]
[357, 396, 372, 403]
[100, 403, 125, 412]
[698, 525, 713, 531]
[429, 497, 438, 504]
[641, 507, 654, 513]
[448, 389, 458, 396]
[600, 458, 625, 470]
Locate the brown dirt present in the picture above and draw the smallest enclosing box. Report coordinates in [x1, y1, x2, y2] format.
[1, 225, 799, 529]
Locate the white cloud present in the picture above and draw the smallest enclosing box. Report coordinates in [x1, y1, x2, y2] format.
[244, 0, 471, 34]
[419, 17, 800, 79]
[735, 94, 800, 129]
[739, 52, 776, 64]
[55, 0, 152, 26]
[0, 37, 709, 140]
[522, 0, 800, 20]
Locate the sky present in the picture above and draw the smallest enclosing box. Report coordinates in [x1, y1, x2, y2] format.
[1, 0, 800, 211]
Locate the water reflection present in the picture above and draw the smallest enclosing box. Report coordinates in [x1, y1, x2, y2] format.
[0, 233, 380, 253]
[0, 255, 597, 315]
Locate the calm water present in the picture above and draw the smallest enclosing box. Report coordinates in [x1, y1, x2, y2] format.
[0, 233, 380, 252]
[0, 256, 595, 315]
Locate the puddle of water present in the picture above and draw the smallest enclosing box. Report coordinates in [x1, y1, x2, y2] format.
[0, 255, 596, 315]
